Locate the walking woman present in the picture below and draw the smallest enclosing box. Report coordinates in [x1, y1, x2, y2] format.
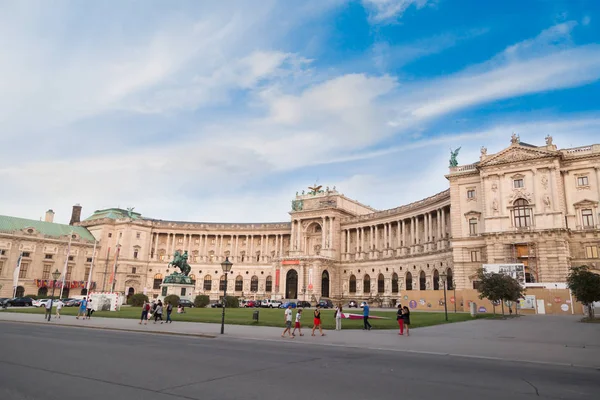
[166, 301, 173, 323]
[154, 300, 164, 324]
[402, 306, 411, 336]
[139, 301, 150, 325]
[311, 305, 326, 336]
[397, 304, 404, 335]
[335, 303, 343, 331]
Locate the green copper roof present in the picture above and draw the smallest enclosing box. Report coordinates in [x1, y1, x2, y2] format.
[84, 208, 142, 221]
[0, 215, 96, 242]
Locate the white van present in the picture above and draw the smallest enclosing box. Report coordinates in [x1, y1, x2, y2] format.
[261, 299, 282, 308]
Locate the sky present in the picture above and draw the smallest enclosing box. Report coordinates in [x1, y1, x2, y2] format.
[1, 0, 600, 224]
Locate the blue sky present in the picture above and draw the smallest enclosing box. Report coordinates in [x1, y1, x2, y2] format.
[1, 0, 600, 223]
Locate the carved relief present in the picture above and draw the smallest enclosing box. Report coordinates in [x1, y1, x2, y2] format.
[543, 195, 551, 209]
[482, 148, 555, 166]
[492, 199, 499, 214]
[508, 189, 533, 203]
[540, 174, 548, 190]
[491, 182, 498, 192]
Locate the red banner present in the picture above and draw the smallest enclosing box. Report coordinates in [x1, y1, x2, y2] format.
[275, 269, 280, 288]
[282, 260, 299, 265]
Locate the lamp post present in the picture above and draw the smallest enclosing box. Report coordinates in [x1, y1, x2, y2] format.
[220, 257, 233, 334]
[48, 269, 61, 322]
[439, 271, 448, 322]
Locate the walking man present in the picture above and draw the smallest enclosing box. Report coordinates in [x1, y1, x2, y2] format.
[363, 302, 372, 331]
[281, 304, 294, 338]
[55, 299, 63, 319]
[76, 298, 87, 319]
[45, 299, 52, 320]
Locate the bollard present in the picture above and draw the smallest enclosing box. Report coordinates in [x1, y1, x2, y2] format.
[253, 310, 259, 323]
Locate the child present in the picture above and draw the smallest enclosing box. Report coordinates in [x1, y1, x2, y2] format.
[292, 309, 304, 336]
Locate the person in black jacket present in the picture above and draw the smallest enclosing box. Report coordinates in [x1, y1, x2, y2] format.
[402, 306, 411, 336]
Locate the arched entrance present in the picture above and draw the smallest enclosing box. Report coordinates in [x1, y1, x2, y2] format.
[285, 269, 298, 299]
[127, 287, 135, 302]
[321, 270, 329, 298]
[37, 287, 48, 297]
[15, 286, 24, 297]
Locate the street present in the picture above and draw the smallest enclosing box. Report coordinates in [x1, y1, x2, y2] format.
[0, 321, 598, 400]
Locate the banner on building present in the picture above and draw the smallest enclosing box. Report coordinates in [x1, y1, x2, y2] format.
[483, 263, 526, 285]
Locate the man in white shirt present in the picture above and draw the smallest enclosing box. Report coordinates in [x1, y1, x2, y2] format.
[55, 300, 63, 319]
[281, 305, 294, 338]
[45, 299, 52, 321]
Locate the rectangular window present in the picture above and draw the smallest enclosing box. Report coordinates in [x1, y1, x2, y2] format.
[472, 281, 481, 290]
[577, 176, 589, 186]
[582, 209, 594, 227]
[0, 249, 5, 255]
[22, 252, 30, 258]
[44, 254, 53, 259]
[513, 179, 524, 188]
[132, 267, 137, 274]
[66, 265, 73, 280]
[470, 251, 480, 262]
[84, 267, 91, 279]
[42, 264, 51, 279]
[133, 249, 139, 259]
[136, 232, 141, 239]
[586, 246, 599, 259]
[469, 219, 478, 235]
[467, 189, 475, 199]
[86, 257, 93, 263]
[68, 256, 74, 261]
[19, 262, 29, 278]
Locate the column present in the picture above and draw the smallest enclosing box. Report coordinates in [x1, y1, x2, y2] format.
[153, 233, 159, 259]
[275, 234, 279, 257]
[412, 217, 416, 244]
[441, 208, 446, 239]
[531, 169, 538, 215]
[436, 210, 441, 250]
[360, 227, 364, 253]
[401, 220, 406, 247]
[234, 235, 239, 261]
[250, 235, 254, 261]
[329, 217, 334, 249]
[346, 230, 350, 253]
[374, 225, 378, 250]
[596, 167, 600, 204]
[397, 221, 401, 248]
[280, 234, 284, 256]
[171, 233, 176, 253]
[356, 228, 360, 252]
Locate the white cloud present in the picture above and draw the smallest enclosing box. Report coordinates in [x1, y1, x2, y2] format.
[362, 0, 431, 24]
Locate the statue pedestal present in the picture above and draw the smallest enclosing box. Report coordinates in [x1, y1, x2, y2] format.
[159, 273, 194, 302]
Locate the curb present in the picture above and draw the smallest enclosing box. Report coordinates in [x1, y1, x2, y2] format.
[0, 319, 217, 339]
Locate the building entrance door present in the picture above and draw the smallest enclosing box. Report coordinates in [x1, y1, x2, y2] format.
[536, 299, 546, 314]
[286, 269, 298, 299]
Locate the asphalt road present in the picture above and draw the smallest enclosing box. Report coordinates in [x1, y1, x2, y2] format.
[0, 322, 598, 400]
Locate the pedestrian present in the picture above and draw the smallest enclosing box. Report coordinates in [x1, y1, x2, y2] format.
[177, 304, 184, 313]
[139, 301, 150, 325]
[86, 298, 93, 319]
[55, 300, 63, 319]
[402, 306, 411, 336]
[166, 301, 173, 323]
[397, 304, 404, 335]
[363, 302, 372, 331]
[154, 300, 163, 324]
[281, 304, 294, 338]
[292, 309, 304, 336]
[311, 305, 326, 336]
[76, 298, 87, 319]
[45, 299, 52, 320]
[335, 303, 343, 331]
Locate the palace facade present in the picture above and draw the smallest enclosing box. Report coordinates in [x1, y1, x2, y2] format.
[1, 135, 599, 313]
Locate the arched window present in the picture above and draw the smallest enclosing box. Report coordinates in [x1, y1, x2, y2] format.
[406, 272, 413, 291]
[219, 275, 226, 291]
[81, 288, 88, 296]
[363, 275, 370, 293]
[377, 273, 384, 293]
[235, 276, 243, 291]
[153, 273, 163, 290]
[433, 269, 440, 290]
[349, 275, 357, 293]
[419, 271, 426, 290]
[189, 274, 196, 286]
[266, 276, 273, 292]
[37, 287, 48, 297]
[204, 275, 212, 291]
[513, 199, 531, 227]
[251, 276, 258, 292]
[447, 268, 453, 290]
[391, 273, 399, 293]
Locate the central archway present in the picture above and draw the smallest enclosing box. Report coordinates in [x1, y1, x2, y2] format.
[286, 269, 298, 299]
[321, 270, 330, 298]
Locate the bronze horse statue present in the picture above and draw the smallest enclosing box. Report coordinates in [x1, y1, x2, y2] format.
[169, 251, 191, 276]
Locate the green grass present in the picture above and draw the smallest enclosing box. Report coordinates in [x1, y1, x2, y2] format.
[5, 306, 490, 329]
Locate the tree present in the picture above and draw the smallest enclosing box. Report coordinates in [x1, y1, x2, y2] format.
[164, 295, 180, 307]
[224, 296, 239, 308]
[476, 268, 525, 316]
[127, 293, 149, 307]
[566, 265, 600, 319]
[194, 295, 210, 308]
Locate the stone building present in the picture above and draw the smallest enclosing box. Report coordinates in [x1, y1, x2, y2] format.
[1, 135, 598, 312]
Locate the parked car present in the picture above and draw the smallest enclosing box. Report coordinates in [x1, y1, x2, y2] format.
[348, 300, 358, 308]
[64, 298, 81, 307]
[261, 299, 282, 308]
[210, 302, 223, 308]
[5, 297, 34, 307]
[0, 298, 9, 308]
[178, 299, 194, 308]
[296, 301, 311, 308]
[244, 300, 259, 308]
[279, 302, 297, 309]
[318, 299, 334, 309]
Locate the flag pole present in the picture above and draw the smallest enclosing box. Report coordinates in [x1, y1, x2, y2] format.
[59, 231, 74, 299]
[13, 252, 23, 298]
[110, 239, 121, 292]
[86, 240, 97, 295]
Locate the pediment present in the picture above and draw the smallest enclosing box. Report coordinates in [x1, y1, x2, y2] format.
[573, 199, 599, 208]
[480, 145, 557, 167]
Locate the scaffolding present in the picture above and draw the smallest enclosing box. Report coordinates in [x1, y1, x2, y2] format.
[509, 242, 538, 282]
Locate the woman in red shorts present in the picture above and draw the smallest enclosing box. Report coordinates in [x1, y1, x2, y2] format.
[311, 305, 326, 336]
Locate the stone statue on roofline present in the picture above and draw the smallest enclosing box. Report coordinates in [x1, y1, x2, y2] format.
[449, 147, 461, 167]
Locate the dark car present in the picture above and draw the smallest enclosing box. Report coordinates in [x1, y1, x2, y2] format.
[6, 297, 34, 307]
[296, 301, 311, 308]
[210, 302, 223, 308]
[0, 298, 9, 308]
[178, 299, 194, 308]
[64, 298, 81, 307]
[348, 300, 358, 308]
[318, 299, 334, 309]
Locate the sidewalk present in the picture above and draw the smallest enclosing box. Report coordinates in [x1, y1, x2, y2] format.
[1, 311, 599, 368]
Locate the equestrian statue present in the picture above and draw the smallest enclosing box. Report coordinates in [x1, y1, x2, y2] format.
[169, 250, 191, 276]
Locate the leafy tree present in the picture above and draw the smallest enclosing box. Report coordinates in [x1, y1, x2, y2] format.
[128, 293, 149, 307]
[476, 268, 525, 316]
[194, 295, 210, 308]
[164, 295, 180, 307]
[224, 296, 239, 308]
[566, 265, 600, 319]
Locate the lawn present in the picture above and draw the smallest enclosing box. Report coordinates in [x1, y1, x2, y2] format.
[5, 306, 489, 330]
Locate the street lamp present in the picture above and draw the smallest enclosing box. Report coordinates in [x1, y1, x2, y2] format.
[48, 269, 61, 322]
[439, 271, 448, 322]
[220, 257, 233, 334]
